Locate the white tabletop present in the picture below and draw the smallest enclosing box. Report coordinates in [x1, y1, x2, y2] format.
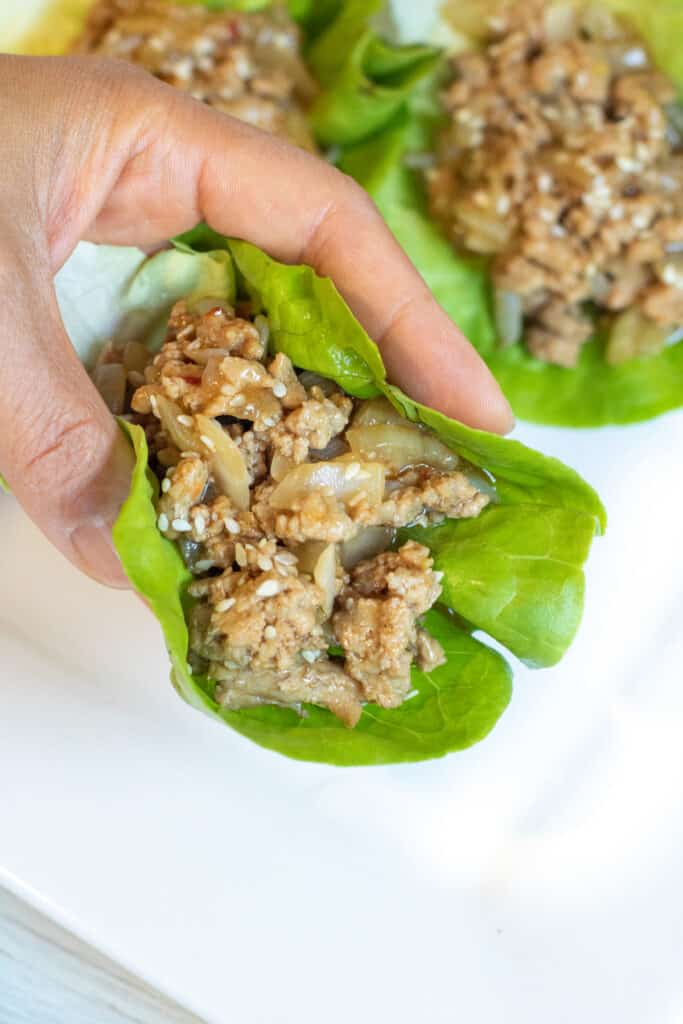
[0, 886, 203, 1023]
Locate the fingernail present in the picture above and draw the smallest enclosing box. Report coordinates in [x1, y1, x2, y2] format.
[71, 522, 130, 589]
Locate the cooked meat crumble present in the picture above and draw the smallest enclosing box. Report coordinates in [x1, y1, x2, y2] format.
[429, 0, 683, 366]
[95, 298, 492, 725]
[75, 0, 318, 150]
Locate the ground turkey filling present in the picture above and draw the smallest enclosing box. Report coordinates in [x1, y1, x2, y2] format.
[428, 0, 683, 367]
[75, 0, 318, 150]
[94, 300, 491, 726]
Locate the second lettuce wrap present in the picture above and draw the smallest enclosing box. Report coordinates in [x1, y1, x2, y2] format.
[341, 0, 683, 427]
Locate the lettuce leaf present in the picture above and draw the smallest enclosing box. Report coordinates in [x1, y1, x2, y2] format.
[341, 6, 683, 427]
[111, 237, 603, 764]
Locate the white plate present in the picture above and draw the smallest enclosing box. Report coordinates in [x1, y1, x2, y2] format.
[3, 256, 683, 1022]
[4, 4, 683, 1020]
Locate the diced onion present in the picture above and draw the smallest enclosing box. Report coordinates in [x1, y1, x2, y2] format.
[270, 452, 294, 483]
[122, 341, 151, 373]
[352, 397, 411, 428]
[605, 309, 669, 366]
[340, 527, 395, 570]
[93, 363, 126, 414]
[346, 424, 459, 473]
[494, 289, 523, 348]
[543, 3, 576, 42]
[294, 541, 338, 615]
[195, 414, 250, 509]
[155, 395, 203, 455]
[269, 460, 385, 509]
[580, 3, 623, 41]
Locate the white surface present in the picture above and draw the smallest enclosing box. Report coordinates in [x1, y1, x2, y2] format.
[2, 410, 683, 1024]
[0, 887, 201, 1023]
[3, 1, 683, 1020]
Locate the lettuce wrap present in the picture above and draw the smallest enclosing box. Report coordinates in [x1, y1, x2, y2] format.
[101, 229, 605, 765]
[340, 0, 683, 427]
[11, 0, 439, 150]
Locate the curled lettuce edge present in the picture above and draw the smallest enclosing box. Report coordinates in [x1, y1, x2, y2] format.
[112, 236, 604, 766]
[339, 2, 683, 428]
[13, 0, 439, 151]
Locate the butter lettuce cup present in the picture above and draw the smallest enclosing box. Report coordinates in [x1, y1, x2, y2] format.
[85, 229, 605, 765]
[342, 0, 683, 427]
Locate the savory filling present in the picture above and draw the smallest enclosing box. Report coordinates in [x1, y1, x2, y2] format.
[428, 0, 683, 367]
[74, 0, 318, 150]
[94, 299, 491, 725]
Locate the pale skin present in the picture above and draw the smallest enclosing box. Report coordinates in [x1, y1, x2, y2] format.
[0, 55, 513, 589]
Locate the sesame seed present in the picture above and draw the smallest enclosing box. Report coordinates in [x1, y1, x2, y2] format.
[194, 514, 206, 534]
[434, 570, 445, 583]
[537, 173, 552, 193]
[235, 543, 247, 567]
[150, 395, 159, 416]
[345, 462, 361, 480]
[272, 381, 287, 398]
[178, 414, 193, 427]
[275, 551, 298, 565]
[157, 513, 169, 532]
[161, 478, 172, 493]
[256, 579, 282, 598]
[200, 435, 216, 451]
[258, 556, 273, 572]
[258, 538, 268, 549]
[225, 517, 240, 535]
[496, 195, 511, 215]
[231, 393, 246, 407]
[301, 650, 320, 664]
[172, 518, 192, 533]
[264, 625, 277, 640]
[215, 597, 236, 613]
[262, 417, 276, 428]
[194, 559, 214, 573]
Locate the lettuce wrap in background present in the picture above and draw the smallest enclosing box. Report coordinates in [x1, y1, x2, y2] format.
[8, 0, 439, 150]
[72, 229, 605, 766]
[341, 0, 683, 427]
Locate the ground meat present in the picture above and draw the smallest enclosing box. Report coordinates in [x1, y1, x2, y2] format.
[429, 0, 683, 366]
[333, 542, 444, 708]
[362, 467, 489, 528]
[75, 0, 318, 151]
[97, 300, 491, 726]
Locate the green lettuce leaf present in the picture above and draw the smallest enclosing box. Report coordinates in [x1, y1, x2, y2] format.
[341, 7, 683, 427]
[111, 237, 603, 764]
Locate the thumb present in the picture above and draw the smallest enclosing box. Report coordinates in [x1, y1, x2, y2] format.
[0, 247, 133, 588]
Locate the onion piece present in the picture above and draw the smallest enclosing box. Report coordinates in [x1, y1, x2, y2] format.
[340, 527, 395, 570]
[298, 371, 336, 396]
[352, 397, 412, 428]
[605, 309, 670, 366]
[195, 414, 250, 509]
[270, 452, 294, 483]
[123, 341, 151, 373]
[269, 460, 385, 510]
[93, 363, 127, 414]
[543, 2, 576, 42]
[346, 424, 459, 473]
[155, 395, 203, 455]
[494, 289, 523, 348]
[294, 541, 338, 615]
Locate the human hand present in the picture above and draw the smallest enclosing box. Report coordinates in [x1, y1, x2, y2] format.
[0, 55, 513, 588]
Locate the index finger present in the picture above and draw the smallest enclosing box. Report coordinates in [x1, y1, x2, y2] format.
[88, 78, 514, 433]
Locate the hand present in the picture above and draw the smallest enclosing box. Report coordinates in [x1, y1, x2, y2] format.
[0, 54, 513, 588]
